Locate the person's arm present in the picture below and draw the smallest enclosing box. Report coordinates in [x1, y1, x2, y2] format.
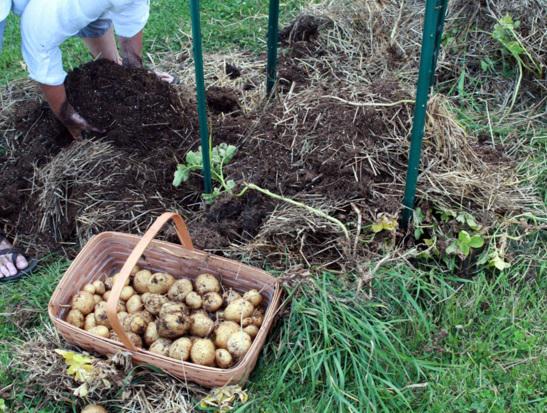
[118, 30, 143, 68]
[41, 84, 104, 139]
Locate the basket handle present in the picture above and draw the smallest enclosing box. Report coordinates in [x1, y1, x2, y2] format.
[106, 212, 193, 352]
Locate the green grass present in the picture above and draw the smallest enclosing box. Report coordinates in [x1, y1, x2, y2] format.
[0, 0, 314, 85]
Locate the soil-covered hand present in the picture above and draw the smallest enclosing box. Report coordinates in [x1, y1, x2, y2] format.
[153, 70, 175, 84]
[59, 101, 105, 139]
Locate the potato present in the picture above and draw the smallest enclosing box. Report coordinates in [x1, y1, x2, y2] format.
[120, 286, 135, 301]
[84, 313, 97, 331]
[224, 299, 254, 323]
[130, 265, 141, 276]
[126, 331, 143, 348]
[148, 272, 175, 294]
[190, 312, 214, 337]
[169, 337, 192, 361]
[203, 292, 223, 312]
[117, 311, 129, 326]
[104, 276, 113, 290]
[93, 294, 102, 305]
[128, 313, 148, 335]
[190, 339, 216, 366]
[243, 289, 263, 307]
[185, 291, 202, 310]
[118, 301, 127, 313]
[158, 313, 191, 338]
[103, 291, 111, 301]
[149, 338, 172, 356]
[167, 279, 193, 302]
[83, 283, 96, 294]
[159, 302, 188, 317]
[241, 317, 254, 327]
[223, 289, 241, 305]
[140, 310, 154, 324]
[195, 273, 220, 295]
[143, 293, 169, 315]
[243, 325, 259, 338]
[144, 321, 159, 346]
[227, 331, 252, 359]
[126, 294, 143, 314]
[252, 309, 264, 327]
[71, 291, 95, 315]
[94, 302, 110, 328]
[114, 272, 131, 287]
[88, 325, 110, 338]
[215, 349, 233, 369]
[66, 309, 84, 328]
[133, 269, 152, 293]
[81, 404, 108, 413]
[214, 321, 240, 349]
[92, 280, 106, 295]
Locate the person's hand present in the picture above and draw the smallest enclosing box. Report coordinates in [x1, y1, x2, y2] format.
[154, 70, 175, 84]
[59, 101, 105, 139]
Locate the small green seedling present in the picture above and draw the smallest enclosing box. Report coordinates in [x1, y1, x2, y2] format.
[488, 249, 511, 271]
[446, 230, 485, 258]
[173, 143, 237, 203]
[492, 15, 542, 114]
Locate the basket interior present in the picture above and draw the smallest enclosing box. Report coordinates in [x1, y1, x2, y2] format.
[52, 233, 278, 320]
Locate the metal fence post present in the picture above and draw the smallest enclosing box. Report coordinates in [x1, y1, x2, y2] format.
[266, 0, 280, 96]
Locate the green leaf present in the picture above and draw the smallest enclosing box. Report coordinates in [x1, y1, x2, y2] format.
[459, 243, 471, 257]
[173, 165, 190, 187]
[186, 150, 202, 167]
[202, 188, 222, 204]
[0, 399, 6, 413]
[445, 242, 458, 255]
[458, 230, 471, 244]
[225, 179, 236, 192]
[371, 223, 384, 233]
[468, 235, 485, 249]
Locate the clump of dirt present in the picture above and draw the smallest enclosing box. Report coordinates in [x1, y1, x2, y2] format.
[225, 63, 242, 79]
[206, 86, 241, 114]
[66, 59, 197, 153]
[279, 14, 333, 44]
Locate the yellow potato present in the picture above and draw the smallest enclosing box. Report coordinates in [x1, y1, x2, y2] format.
[189, 312, 214, 337]
[120, 286, 135, 301]
[88, 326, 110, 338]
[92, 280, 106, 295]
[142, 293, 168, 315]
[133, 269, 152, 293]
[71, 291, 95, 315]
[66, 309, 84, 328]
[215, 348, 233, 369]
[224, 299, 254, 323]
[148, 272, 175, 294]
[93, 294, 102, 305]
[243, 325, 259, 338]
[126, 294, 144, 313]
[214, 321, 240, 349]
[84, 313, 97, 331]
[243, 289, 263, 307]
[167, 278, 193, 302]
[190, 339, 216, 366]
[149, 338, 172, 356]
[82, 283, 96, 294]
[223, 289, 241, 305]
[158, 313, 191, 338]
[195, 273, 220, 295]
[144, 321, 159, 346]
[169, 337, 193, 361]
[227, 331, 252, 359]
[185, 291, 202, 310]
[202, 292, 223, 312]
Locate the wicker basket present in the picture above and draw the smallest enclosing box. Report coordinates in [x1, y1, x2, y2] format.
[48, 212, 282, 387]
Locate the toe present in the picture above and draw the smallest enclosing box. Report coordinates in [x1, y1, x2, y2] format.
[6, 261, 17, 276]
[15, 254, 28, 270]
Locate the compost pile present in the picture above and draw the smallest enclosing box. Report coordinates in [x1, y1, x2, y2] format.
[0, 3, 540, 270]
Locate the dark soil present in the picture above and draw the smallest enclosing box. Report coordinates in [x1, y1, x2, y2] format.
[279, 14, 333, 44]
[1, 34, 407, 266]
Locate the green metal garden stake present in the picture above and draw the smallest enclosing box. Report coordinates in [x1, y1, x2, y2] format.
[266, 0, 280, 96]
[189, 0, 212, 193]
[401, 0, 448, 228]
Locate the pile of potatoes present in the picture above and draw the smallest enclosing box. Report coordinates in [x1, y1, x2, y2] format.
[65, 266, 265, 369]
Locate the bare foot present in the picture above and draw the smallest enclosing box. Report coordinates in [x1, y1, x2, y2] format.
[0, 237, 28, 279]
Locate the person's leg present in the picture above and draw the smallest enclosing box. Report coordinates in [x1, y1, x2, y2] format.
[0, 234, 28, 278]
[79, 20, 121, 64]
[0, 18, 7, 53]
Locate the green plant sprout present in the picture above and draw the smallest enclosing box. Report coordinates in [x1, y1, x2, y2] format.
[492, 15, 542, 114]
[371, 215, 398, 234]
[173, 143, 237, 203]
[446, 230, 485, 258]
[173, 144, 350, 239]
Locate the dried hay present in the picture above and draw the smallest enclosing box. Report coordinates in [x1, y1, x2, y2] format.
[6, 323, 200, 412]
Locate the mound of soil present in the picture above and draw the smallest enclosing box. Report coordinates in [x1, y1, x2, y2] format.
[1, 32, 407, 265]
